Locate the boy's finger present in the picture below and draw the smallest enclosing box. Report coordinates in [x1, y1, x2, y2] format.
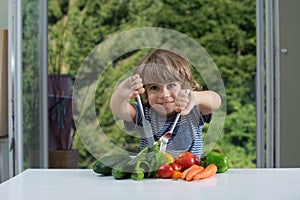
[129, 91, 138, 99]
[179, 100, 193, 115]
[180, 106, 192, 115]
[137, 87, 145, 94]
[131, 85, 144, 94]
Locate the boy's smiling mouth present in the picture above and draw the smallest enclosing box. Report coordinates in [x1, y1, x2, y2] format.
[157, 100, 175, 104]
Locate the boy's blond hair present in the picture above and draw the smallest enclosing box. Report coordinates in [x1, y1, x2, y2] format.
[133, 49, 201, 103]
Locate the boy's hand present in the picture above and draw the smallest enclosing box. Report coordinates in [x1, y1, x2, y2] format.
[175, 89, 197, 115]
[117, 74, 145, 100]
[130, 74, 145, 98]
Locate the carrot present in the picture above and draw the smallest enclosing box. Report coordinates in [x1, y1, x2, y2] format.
[193, 164, 218, 180]
[185, 166, 204, 181]
[180, 164, 201, 180]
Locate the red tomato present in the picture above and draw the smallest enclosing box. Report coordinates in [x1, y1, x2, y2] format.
[172, 163, 183, 172]
[194, 155, 200, 165]
[175, 152, 197, 169]
[157, 164, 173, 179]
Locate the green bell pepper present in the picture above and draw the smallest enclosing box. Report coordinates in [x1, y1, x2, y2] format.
[201, 151, 229, 173]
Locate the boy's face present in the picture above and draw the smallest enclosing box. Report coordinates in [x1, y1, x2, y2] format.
[145, 82, 181, 116]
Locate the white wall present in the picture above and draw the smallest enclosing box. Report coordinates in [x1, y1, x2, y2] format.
[0, 0, 8, 29]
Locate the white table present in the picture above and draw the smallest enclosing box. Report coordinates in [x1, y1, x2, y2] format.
[0, 168, 299, 200]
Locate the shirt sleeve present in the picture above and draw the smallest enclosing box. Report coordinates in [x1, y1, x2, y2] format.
[202, 113, 212, 123]
[190, 106, 212, 124]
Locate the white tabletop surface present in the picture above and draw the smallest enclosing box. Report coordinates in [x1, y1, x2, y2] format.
[0, 168, 299, 200]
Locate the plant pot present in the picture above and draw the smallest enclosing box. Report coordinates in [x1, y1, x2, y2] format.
[49, 149, 78, 168]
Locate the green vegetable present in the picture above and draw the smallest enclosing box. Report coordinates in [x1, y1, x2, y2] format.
[201, 151, 229, 173]
[131, 161, 150, 180]
[111, 141, 168, 180]
[94, 141, 168, 180]
[93, 161, 111, 175]
[93, 154, 131, 176]
[147, 145, 168, 178]
[112, 159, 131, 179]
[127, 142, 167, 180]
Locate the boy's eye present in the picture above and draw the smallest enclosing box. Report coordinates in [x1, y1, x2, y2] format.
[167, 83, 177, 89]
[149, 85, 159, 90]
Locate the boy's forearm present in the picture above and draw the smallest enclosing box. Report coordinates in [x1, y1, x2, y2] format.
[194, 91, 222, 115]
[110, 91, 134, 121]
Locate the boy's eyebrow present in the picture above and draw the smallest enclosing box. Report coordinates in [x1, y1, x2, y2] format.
[145, 83, 159, 86]
[146, 82, 180, 87]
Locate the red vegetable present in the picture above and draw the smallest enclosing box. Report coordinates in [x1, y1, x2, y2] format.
[175, 152, 197, 169]
[157, 164, 173, 179]
[194, 155, 200, 165]
[172, 163, 182, 172]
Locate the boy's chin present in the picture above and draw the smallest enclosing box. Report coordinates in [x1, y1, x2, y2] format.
[150, 104, 175, 116]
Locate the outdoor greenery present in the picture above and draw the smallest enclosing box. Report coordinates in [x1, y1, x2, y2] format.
[47, 0, 257, 168]
[22, 0, 45, 168]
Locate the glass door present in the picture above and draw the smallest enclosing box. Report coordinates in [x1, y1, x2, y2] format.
[8, 0, 48, 175]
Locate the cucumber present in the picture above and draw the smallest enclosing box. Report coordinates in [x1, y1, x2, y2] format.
[112, 159, 131, 179]
[93, 154, 131, 176]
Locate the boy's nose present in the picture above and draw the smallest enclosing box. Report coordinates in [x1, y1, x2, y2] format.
[159, 87, 170, 98]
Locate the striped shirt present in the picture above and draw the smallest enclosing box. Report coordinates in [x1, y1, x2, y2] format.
[124, 103, 211, 159]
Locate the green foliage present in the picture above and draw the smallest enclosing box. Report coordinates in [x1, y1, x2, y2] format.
[48, 0, 257, 168]
[72, 132, 96, 168]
